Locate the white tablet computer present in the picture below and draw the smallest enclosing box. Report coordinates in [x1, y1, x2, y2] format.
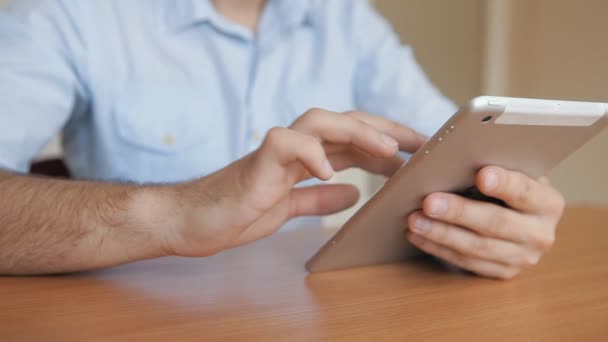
[307, 96, 608, 272]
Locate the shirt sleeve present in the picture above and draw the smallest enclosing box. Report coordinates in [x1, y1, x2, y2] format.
[0, 0, 87, 172]
[350, 0, 457, 137]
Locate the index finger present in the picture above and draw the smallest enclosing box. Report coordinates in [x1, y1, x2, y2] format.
[290, 108, 399, 158]
[346, 111, 428, 153]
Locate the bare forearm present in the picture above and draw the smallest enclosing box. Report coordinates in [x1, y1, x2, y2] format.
[0, 171, 175, 275]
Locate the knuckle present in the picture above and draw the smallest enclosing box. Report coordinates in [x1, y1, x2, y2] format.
[448, 197, 467, 223]
[303, 107, 325, 121]
[352, 116, 373, 133]
[389, 120, 402, 131]
[533, 231, 556, 251]
[345, 110, 364, 119]
[514, 178, 534, 206]
[470, 237, 493, 256]
[487, 209, 509, 236]
[264, 126, 286, 144]
[430, 224, 450, 244]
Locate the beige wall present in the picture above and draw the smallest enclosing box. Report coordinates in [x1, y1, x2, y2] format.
[375, 0, 485, 105]
[508, 0, 608, 204]
[376, 0, 608, 206]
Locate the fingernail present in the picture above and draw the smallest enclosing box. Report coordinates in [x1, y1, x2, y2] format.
[484, 170, 499, 190]
[428, 198, 448, 217]
[381, 134, 398, 148]
[323, 160, 334, 179]
[412, 216, 432, 234]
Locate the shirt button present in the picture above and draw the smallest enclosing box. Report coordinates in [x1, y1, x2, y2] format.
[162, 133, 176, 146]
[252, 132, 261, 143]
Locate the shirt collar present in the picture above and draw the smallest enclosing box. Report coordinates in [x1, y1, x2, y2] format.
[165, 0, 214, 30]
[273, 0, 319, 29]
[165, 0, 318, 32]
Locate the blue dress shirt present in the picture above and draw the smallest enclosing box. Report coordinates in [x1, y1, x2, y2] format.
[0, 0, 456, 183]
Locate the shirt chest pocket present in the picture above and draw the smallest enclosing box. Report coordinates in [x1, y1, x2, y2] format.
[110, 83, 228, 182]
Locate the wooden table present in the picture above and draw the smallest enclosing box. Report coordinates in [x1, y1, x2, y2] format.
[1, 207, 607, 341]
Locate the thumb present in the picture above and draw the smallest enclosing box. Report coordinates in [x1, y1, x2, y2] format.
[288, 184, 360, 217]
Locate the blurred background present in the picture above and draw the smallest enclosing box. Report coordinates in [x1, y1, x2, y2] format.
[2, 0, 607, 224]
[330, 0, 608, 225]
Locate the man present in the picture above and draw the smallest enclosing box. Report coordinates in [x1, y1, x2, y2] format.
[0, 0, 564, 277]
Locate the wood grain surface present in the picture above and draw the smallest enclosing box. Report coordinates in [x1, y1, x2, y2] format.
[1, 207, 607, 341]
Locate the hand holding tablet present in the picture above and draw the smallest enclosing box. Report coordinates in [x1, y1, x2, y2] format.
[307, 96, 608, 277]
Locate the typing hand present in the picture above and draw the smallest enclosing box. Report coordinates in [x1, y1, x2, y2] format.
[162, 109, 426, 257]
[406, 166, 565, 279]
